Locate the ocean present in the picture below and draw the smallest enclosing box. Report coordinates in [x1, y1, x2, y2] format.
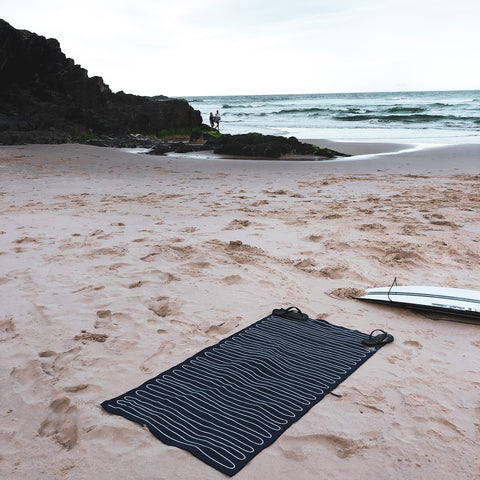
[185, 90, 480, 145]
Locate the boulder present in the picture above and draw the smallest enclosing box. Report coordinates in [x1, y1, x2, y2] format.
[148, 143, 171, 155]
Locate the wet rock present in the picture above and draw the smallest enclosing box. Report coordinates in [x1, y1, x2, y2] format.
[205, 133, 348, 158]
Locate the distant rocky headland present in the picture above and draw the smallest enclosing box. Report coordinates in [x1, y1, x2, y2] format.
[0, 19, 202, 145]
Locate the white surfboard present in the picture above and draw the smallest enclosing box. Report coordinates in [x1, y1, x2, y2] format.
[356, 285, 480, 320]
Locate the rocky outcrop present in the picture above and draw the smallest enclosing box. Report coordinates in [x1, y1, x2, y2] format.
[147, 141, 211, 155]
[0, 19, 202, 144]
[204, 133, 348, 158]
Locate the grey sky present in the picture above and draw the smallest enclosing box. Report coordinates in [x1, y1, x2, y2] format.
[2, 0, 479, 96]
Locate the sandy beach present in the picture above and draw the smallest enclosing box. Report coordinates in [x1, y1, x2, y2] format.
[1, 142, 479, 479]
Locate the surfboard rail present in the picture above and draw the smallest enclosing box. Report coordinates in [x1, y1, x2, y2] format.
[356, 285, 480, 320]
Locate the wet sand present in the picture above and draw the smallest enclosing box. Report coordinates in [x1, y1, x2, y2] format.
[1, 142, 479, 479]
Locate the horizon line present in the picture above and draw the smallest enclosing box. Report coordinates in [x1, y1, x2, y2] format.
[168, 88, 480, 98]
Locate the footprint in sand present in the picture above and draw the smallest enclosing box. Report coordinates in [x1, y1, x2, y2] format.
[279, 433, 368, 460]
[221, 275, 242, 285]
[64, 384, 89, 393]
[39, 347, 82, 377]
[403, 340, 423, 349]
[141, 340, 177, 373]
[180, 261, 211, 277]
[306, 234, 323, 242]
[181, 226, 198, 233]
[327, 287, 366, 299]
[204, 317, 242, 336]
[358, 223, 386, 231]
[141, 243, 194, 262]
[13, 236, 38, 244]
[223, 219, 251, 230]
[95, 310, 112, 329]
[10, 359, 44, 389]
[295, 260, 348, 279]
[74, 331, 108, 343]
[294, 258, 317, 272]
[251, 199, 269, 207]
[0, 316, 17, 341]
[92, 246, 127, 257]
[148, 296, 179, 318]
[38, 397, 79, 450]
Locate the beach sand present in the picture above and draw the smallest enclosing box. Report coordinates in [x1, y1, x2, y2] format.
[1, 142, 479, 479]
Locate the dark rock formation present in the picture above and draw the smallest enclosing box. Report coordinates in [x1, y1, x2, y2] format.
[204, 133, 348, 159]
[147, 141, 212, 156]
[0, 19, 202, 144]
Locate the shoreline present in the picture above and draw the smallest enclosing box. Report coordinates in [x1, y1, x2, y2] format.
[1, 142, 479, 479]
[154, 139, 480, 175]
[304, 138, 415, 156]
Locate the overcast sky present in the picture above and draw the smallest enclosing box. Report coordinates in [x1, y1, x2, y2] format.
[2, 0, 479, 96]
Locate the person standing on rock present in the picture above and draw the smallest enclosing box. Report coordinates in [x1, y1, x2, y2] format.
[209, 112, 214, 128]
[214, 110, 221, 131]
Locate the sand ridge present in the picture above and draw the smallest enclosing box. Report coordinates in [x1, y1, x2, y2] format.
[0, 143, 479, 479]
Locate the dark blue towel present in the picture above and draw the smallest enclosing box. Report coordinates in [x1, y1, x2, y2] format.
[101, 311, 386, 476]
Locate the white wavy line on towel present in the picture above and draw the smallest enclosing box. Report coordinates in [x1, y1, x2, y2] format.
[134, 390, 266, 446]
[147, 383, 282, 434]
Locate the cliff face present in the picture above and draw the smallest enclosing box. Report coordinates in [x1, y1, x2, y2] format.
[0, 19, 202, 143]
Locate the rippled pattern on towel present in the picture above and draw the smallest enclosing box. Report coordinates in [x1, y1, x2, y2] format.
[101, 313, 383, 476]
